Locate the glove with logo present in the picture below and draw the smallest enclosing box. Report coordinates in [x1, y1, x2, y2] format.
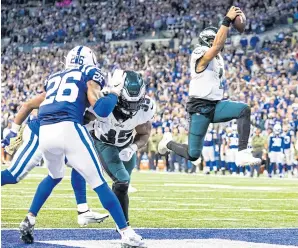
[119, 144, 138, 162]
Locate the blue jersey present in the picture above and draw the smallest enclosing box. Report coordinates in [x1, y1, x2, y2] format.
[283, 131, 293, 150]
[204, 130, 215, 147]
[228, 133, 238, 149]
[38, 65, 105, 126]
[269, 135, 284, 152]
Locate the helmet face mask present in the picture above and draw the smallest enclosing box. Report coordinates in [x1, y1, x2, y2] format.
[198, 26, 218, 48]
[116, 71, 146, 118]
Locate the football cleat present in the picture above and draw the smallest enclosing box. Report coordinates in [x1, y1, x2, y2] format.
[19, 216, 35, 244]
[78, 209, 109, 227]
[158, 132, 173, 155]
[235, 149, 261, 167]
[128, 185, 138, 193]
[120, 226, 146, 248]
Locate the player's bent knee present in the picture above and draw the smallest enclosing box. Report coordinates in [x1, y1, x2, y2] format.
[113, 181, 129, 194]
[239, 105, 251, 118]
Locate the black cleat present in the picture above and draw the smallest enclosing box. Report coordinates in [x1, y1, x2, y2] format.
[19, 216, 35, 244]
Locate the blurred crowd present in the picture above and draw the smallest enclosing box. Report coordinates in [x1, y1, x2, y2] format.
[2, 0, 298, 44]
[1, 0, 298, 176]
[2, 28, 298, 175]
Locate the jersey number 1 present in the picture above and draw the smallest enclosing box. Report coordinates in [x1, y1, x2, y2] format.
[41, 71, 80, 106]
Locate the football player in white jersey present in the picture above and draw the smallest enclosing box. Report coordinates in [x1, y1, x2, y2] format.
[87, 70, 155, 227]
[158, 6, 260, 167]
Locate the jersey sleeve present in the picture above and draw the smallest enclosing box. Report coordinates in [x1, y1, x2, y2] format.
[191, 45, 209, 62]
[81, 65, 105, 89]
[140, 97, 156, 123]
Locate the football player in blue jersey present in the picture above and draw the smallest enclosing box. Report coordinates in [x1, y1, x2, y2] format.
[268, 124, 285, 178]
[1, 94, 109, 227]
[282, 124, 295, 177]
[226, 124, 239, 175]
[202, 124, 217, 174]
[15, 46, 145, 247]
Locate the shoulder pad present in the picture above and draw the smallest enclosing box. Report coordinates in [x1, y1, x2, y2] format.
[140, 97, 156, 122]
[81, 65, 105, 89]
[192, 45, 209, 60]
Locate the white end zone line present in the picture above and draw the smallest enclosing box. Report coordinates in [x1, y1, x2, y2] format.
[2, 227, 298, 230]
[2, 207, 298, 212]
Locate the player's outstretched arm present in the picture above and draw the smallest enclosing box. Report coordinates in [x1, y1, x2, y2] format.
[87, 69, 126, 118]
[196, 6, 242, 73]
[1, 92, 46, 148]
[14, 92, 46, 126]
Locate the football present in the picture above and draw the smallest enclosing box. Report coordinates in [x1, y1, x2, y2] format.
[233, 12, 246, 33]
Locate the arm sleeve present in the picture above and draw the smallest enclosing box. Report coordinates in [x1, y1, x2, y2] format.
[93, 93, 118, 118]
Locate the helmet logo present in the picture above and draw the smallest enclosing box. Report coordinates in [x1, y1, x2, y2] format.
[70, 55, 85, 65]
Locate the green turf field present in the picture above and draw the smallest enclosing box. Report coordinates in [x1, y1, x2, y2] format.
[2, 167, 298, 229]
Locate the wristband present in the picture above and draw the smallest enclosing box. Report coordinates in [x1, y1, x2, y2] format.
[11, 122, 21, 133]
[222, 16, 232, 27]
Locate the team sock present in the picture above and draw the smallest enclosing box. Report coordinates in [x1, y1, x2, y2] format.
[278, 163, 283, 174]
[29, 175, 62, 216]
[94, 182, 127, 229]
[269, 163, 274, 175]
[71, 169, 87, 205]
[113, 182, 129, 223]
[237, 106, 251, 151]
[1, 169, 17, 186]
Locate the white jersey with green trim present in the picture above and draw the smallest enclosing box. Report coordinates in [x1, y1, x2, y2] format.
[189, 45, 225, 100]
[93, 96, 155, 147]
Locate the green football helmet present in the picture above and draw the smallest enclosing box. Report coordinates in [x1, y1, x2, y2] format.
[117, 70, 146, 118]
[198, 26, 218, 47]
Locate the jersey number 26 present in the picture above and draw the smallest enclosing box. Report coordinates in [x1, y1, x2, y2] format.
[41, 71, 80, 106]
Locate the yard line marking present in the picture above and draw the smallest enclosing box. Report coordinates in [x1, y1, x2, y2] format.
[2, 207, 298, 212]
[2, 194, 298, 201]
[164, 183, 298, 191]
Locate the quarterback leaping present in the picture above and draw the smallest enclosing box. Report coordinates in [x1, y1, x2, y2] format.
[158, 6, 261, 167]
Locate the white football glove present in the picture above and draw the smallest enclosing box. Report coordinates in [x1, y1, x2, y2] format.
[110, 69, 126, 96]
[119, 144, 138, 162]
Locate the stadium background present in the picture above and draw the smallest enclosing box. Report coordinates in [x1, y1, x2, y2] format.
[1, 0, 298, 247]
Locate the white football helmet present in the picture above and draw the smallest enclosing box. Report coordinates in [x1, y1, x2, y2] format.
[273, 124, 282, 135]
[65, 46, 97, 69]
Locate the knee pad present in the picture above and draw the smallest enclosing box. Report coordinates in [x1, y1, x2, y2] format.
[239, 105, 251, 118]
[113, 181, 129, 195]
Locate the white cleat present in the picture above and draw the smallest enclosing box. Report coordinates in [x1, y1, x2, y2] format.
[158, 132, 173, 155]
[128, 185, 138, 193]
[77, 209, 109, 227]
[120, 226, 146, 248]
[235, 149, 261, 167]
